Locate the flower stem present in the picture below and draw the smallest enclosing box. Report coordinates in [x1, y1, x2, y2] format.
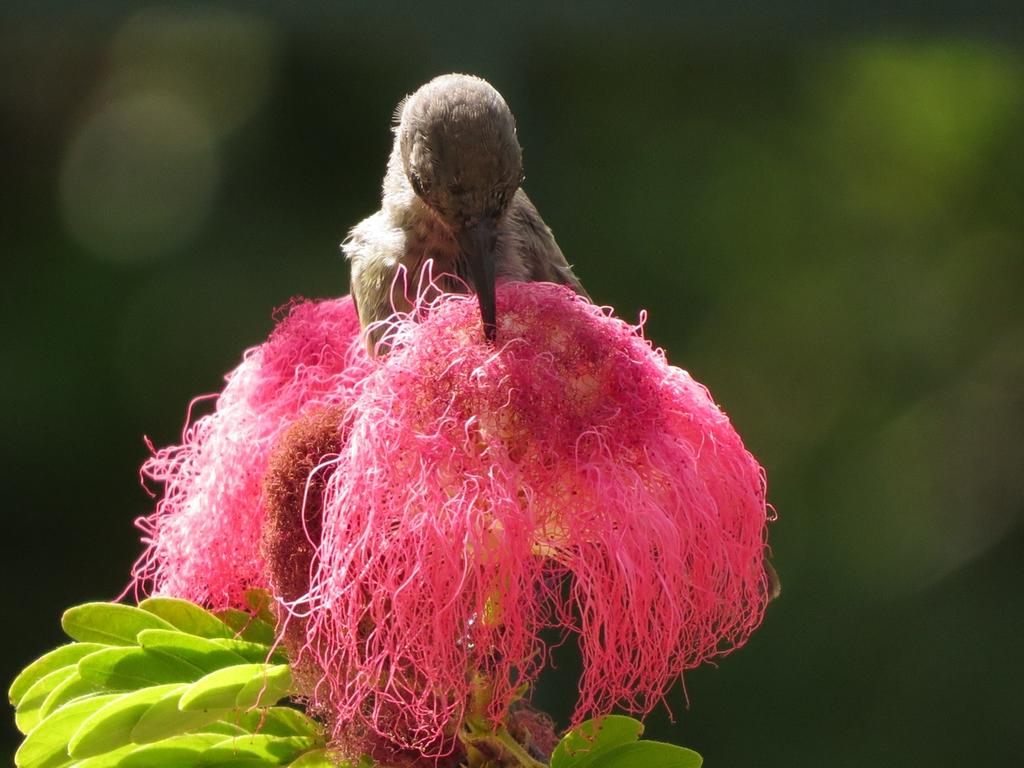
[461, 717, 548, 768]
[461, 673, 548, 768]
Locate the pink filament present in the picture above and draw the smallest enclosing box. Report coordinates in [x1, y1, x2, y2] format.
[298, 282, 772, 753]
[131, 296, 373, 609]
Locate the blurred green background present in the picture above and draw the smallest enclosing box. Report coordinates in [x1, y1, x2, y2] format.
[3, 2, 1023, 766]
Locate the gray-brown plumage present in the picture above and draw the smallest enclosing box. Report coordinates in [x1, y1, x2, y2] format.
[344, 73, 588, 353]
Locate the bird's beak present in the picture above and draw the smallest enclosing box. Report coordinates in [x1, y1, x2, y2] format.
[456, 219, 498, 341]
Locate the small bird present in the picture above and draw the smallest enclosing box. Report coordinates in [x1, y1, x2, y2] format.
[344, 73, 588, 353]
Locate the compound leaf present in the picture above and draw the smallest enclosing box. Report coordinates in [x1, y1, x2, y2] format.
[179, 664, 291, 712]
[550, 716, 645, 768]
[11, 645, 106, 707]
[62, 604, 175, 647]
[138, 598, 236, 640]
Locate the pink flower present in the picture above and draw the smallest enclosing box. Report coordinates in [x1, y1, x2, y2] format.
[131, 296, 372, 609]
[290, 283, 772, 756]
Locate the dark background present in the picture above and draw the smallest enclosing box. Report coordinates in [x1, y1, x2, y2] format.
[3, 2, 1023, 766]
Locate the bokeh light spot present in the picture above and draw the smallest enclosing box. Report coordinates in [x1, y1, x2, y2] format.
[59, 93, 219, 263]
[109, 7, 280, 138]
[816, 41, 1024, 222]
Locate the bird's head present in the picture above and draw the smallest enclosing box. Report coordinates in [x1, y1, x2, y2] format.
[395, 73, 524, 340]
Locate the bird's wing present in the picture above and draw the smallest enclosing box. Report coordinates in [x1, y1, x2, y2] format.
[343, 210, 413, 351]
[505, 189, 590, 300]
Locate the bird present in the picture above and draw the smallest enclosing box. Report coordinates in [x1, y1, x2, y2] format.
[344, 73, 588, 354]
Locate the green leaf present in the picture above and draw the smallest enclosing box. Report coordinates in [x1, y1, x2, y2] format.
[215, 609, 277, 646]
[242, 707, 323, 738]
[234, 665, 293, 709]
[550, 715, 645, 768]
[211, 637, 288, 665]
[202, 719, 251, 737]
[116, 733, 228, 768]
[179, 707, 324, 742]
[137, 630, 250, 673]
[62, 604, 176, 647]
[286, 750, 339, 768]
[15, 667, 79, 735]
[68, 743, 137, 767]
[15, 693, 120, 768]
[129, 685, 231, 744]
[200, 734, 317, 765]
[10, 644, 106, 707]
[139, 598, 237, 640]
[39, 673, 108, 722]
[67, 683, 185, 758]
[585, 742, 703, 768]
[179, 664, 291, 712]
[77, 646, 203, 689]
[244, 589, 278, 626]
